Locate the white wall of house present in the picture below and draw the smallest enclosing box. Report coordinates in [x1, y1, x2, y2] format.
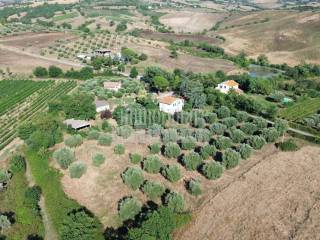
[96, 105, 109, 113]
[159, 99, 184, 114]
[216, 83, 239, 94]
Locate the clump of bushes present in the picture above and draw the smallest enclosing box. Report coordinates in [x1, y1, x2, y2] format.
[87, 129, 100, 140]
[182, 152, 202, 171]
[143, 155, 162, 174]
[247, 136, 266, 150]
[121, 167, 144, 190]
[241, 122, 257, 135]
[118, 197, 142, 221]
[130, 153, 142, 164]
[222, 148, 241, 169]
[142, 181, 165, 200]
[210, 123, 227, 135]
[162, 165, 181, 182]
[187, 179, 201, 196]
[165, 192, 185, 212]
[238, 144, 252, 159]
[193, 129, 211, 142]
[253, 117, 268, 129]
[92, 153, 105, 167]
[228, 128, 245, 144]
[69, 161, 87, 178]
[261, 127, 279, 143]
[200, 144, 216, 160]
[116, 125, 133, 138]
[147, 124, 163, 137]
[202, 161, 223, 180]
[65, 134, 83, 148]
[114, 144, 125, 155]
[149, 143, 161, 154]
[53, 147, 75, 169]
[222, 117, 238, 128]
[180, 136, 196, 150]
[98, 134, 112, 146]
[277, 139, 298, 151]
[164, 142, 181, 159]
[215, 136, 232, 150]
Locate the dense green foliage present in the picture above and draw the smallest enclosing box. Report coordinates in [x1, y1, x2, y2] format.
[165, 192, 185, 213]
[202, 161, 223, 180]
[143, 155, 162, 174]
[164, 142, 181, 159]
[121, 167, 144, 190]
[162, 165, 181, 182]
[182, 152, 202, 171]
[142, 181, 165, 200]
[118, 197, 142, 221]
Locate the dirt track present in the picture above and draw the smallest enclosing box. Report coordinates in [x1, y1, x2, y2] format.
[175, 145, 320, 240]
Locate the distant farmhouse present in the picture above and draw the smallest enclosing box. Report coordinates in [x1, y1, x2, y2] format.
[215, 80, 243, 94]
[104, 81, 122, 92]
[95, 100, 109, 113]
[77, 48, 122, 61]
[64, 119, 91, 130]
[159, 96, 184, 114]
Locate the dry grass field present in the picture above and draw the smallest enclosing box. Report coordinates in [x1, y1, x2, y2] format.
[175, 145, 320, 240]
[160, 10, 227, 33]
[218, 10, 320, 65]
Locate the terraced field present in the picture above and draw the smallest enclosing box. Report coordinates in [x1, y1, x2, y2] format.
[0, 80, 76, 150]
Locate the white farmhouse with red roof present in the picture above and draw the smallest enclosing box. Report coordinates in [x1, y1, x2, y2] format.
[215, 80, 243, 94]
[159, 96, 184, 114]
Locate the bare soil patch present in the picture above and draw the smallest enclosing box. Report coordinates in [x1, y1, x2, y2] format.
[175, 145, 320, 240]
[160, 11, 226, 33]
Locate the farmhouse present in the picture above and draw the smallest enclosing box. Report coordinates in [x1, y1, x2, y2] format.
[94, 48, 112, 57]
[95, 100, 110, 113]
[159, 96, 184, 114]
[76, 53, 92, 61]
[104, 81, 122, 91]
[215, 80, 243, 94]
[63, 119, 91, 130]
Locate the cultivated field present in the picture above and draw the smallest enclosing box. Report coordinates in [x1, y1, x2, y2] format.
[160, 10, 227, 33]
[218, 10, 320, 65]
[176, 145, 320, 240]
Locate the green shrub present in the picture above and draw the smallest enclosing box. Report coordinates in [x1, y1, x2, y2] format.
[253, 117, 268, 129]
[247, 136, 266, 150]
[222, 149, 241, 169]
[143, 155, 162, 174]
[92, 153, 105, 167]
[202, 161, 223, 180]
[261, 127, 279, 143]
[179, 128, 194, 138]
[9, 154, 26, 173]
[187, 179, 201, 196]
[229, 128, 245, 144]
[238, 144, 252, 159]
[240, 122, 257, 135]
[182, 152, 202, 171]
[87, 129, 100, 140]
[204, 112, 217, 124]
[161, 129, 178, 143]
[102, 120, 113, 132]
[69, 161, 87, 178]
[215, 136, 232, 150]
[274, 119, 289, 135]
[147, 124, 163, 137]
[222, 117, 238, 128]
[210, 123, 227, 135]
[180, 137, 196, 150]
[216, 106, 230, 118]
[52, 147, 75, 169]
[98, 134, 112, 146]
[65, 134, 83, 148]
[121, 167, 144, 190]
[193, 117, 205, 128]
[193, 129, 211, 142]
[116, 125, 133, 138]
[235, 111, 249, 122]
[277, 139, 298, 151]
[118, 197, 142, 221]
[165, 192, 185, 213]
[142, 181, 165, 200]
[130, 153, 142, 164]
[162, 165, 182, 182]
[164, 142, 181, 159]
[114, 144, 125, 155]
[149, 143, 161, 154]
[200, 144, 216, 160]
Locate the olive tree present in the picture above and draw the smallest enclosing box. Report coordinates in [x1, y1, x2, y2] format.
[229, 128, 245, 143]
[116, 125, 133, 139]
[222, 117, 238, 128]
[98, 134, 112, 146]
[121, 167, 144, 190]
[165, 192, 185, 213]
[200, 144, 216, 160]
[130, 153, 142, 164]
[92, 153, 105, 167]
[193, 129, 211, 142]
[118, 197, 142, 221]
[0, 214, 11, 232]
[201, 161, 223, 180]
[247, 136, 266, 150]
[142, 181, 165, 200]
[216, 106, 230, 119]
[240, 122, 258, 135]
[164, 142, 181, 159]
[182, 152, 202, 171]
[69, 161, 87, 178]
[187, 179, 201, 196]
[114, 144, 125, 155]
[162, 165, 181, 182]
[238, 144, 252, 160]
[143, 155, 162, 174]
[180, 136, 196, 150]
[215, 136, 232, 150]
[261, 127, 279, 143]
[161, 129, 178, 143]
[149, 143, 161, 154]
[53, 147, 75, 169]
[222, 148, 241, 169]
[210, 123, 227, 135]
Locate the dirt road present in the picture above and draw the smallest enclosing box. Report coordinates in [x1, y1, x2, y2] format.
[175, 145, 320, 240]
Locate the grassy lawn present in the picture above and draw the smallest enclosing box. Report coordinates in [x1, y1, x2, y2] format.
[25, 150, 80, 233]
[53, 12, 79, 21]
[0, 171, 44, 240]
